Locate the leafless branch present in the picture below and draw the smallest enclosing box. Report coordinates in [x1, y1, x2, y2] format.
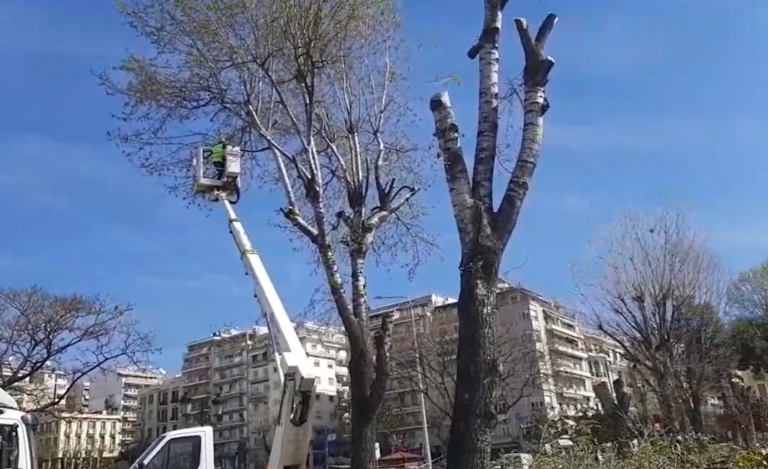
[0, 286, 158, 413]
[99, 0, 432, 465]
[573, 208, 731, 432]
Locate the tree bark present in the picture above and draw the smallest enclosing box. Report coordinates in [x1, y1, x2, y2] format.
[688, 392, 704, 434]
[430, 7, 556, 469]
[447, 243, 502, 469]
[349, 353, 377, 468]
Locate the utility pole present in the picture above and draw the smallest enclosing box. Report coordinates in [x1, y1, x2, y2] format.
[373, 296, 433, 469]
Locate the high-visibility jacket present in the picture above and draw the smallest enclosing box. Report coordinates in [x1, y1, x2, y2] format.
[210, 143, 226, 163]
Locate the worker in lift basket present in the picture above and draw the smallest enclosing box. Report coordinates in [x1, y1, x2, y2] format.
[209, 137, 227, 180]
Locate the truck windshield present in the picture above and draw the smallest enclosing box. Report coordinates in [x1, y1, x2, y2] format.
[0, 424, 19, 469]
[129, 436, 166, 469]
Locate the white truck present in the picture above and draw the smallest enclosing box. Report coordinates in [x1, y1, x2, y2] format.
[0, 387, 39, 469]
[130, 147, 322, 469]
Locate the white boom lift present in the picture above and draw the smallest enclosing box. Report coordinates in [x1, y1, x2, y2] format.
[132, 145, 319, 469]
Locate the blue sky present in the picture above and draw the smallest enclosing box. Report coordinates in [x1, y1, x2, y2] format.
[1, 0, 767, 371]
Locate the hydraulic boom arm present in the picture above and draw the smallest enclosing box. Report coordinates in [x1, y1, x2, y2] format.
[219, 195, 316, 469]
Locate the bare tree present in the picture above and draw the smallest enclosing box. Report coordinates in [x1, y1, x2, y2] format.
[728, 260, 768, 373]
[428, 2, 558, 465]
[674, 302, 733, 433]
[99, 0, 432, 465]
[574, 209, 728, 433]
[391, 320, 540, 426]
[0, 286, 157, 412]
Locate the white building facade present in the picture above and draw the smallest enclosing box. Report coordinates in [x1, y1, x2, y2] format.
[88, 366, 165, 444]
[169, 324, 348, 469]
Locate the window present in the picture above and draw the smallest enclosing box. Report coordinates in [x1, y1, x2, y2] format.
[327, 362, 333, 369]
[171, 390, 179, 404]
[144, 435, 201, 469]
[0, 424, 19, 469]
[328, 377, 335, 386]
[314, 360, 320, 367]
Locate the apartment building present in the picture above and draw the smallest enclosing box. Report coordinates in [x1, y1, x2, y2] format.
[368, 294, 456, 453]
[37, 411, 122, 469]
[89, 366, 165, 444]
[138, 376, 184, 442]
[371, 286, 630, 450]
[489, 286, 629, 442]
[64, 381, 91, 413]
[174, 324, 348, 469]
[0, 366, 69, 411]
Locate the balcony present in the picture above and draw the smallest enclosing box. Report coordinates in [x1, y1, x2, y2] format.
[184, 347, 211, 359]
[182, 375, 211, 387]
[214, 372, 247, 384]
[250, 374, 269, 384]
[219, 387, 246, 398]
[558, 387, 593, 399]
[550, 342, 588, 359]
[307, 349, 338, 360]
[555, 363, 592, 379]
[546, 323, 580, 339]
[214, 357, 246, 370]
[215, 419, 247, 429]
[182, 361, 210, 372]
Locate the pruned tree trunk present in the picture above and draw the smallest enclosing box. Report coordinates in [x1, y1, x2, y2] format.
[449, 245, 503, 468]
[730, 376, 757, 448]
[721, 388, 744, 445]
[686, 390, 704, 434]
[593, 379, 632, 456]
[429, 3, 557, 468]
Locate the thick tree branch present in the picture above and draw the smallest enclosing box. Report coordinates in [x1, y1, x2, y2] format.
[367, 312, 393, 412]
[429, 92, 474, 248]
[280, 206, 319, 244]
[365, 186, 420, 230]
[494, 14, 557, 245]
[470, 0, 508, 210]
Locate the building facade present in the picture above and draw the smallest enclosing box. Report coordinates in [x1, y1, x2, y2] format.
[368, 294, 456, 454]
[64, 381, 91, 413]
[164, 324, 348, 469]
[0, 365, 70, 411]
[89, 367, 165, 444]
[371, 286, 630, 451]
[138, 376, 184, 441]
[37, 411, 123, 469]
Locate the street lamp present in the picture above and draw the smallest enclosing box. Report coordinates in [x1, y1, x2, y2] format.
[373, 295, 433, 469]
[179, 392, 193, 426]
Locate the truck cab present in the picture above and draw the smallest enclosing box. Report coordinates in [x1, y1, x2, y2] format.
[0, 388, 39, 469]
[130, 427, 214, 469]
